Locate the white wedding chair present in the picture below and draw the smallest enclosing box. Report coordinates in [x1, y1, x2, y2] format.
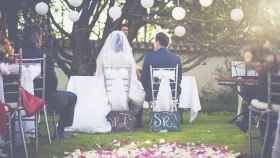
[149, 65, 181, 132]
[149, 65, 179, 112]
[103, 65, 137, 132]
[3, 50, 50, 158]
[103, 65, 131, 104]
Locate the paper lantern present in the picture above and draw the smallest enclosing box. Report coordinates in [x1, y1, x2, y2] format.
[69, 10, 80, 22]
[35, 2, 49, 15]
[68, 0, 83, 8]
[109, 6, 122, 21]
[172, 7, 186, 21]
[244, 51, 253, 63]
[174, 26, 186, 37]
[199, 0, 213, 7]
[141, 0, 154, 9]
[230, 8, 244, 21]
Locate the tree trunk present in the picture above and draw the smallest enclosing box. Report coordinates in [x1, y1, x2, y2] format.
[71, 24, 94, 75]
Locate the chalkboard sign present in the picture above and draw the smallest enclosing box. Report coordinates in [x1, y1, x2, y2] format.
[149, 112, 180, 132]
[107, 111, 136, 132]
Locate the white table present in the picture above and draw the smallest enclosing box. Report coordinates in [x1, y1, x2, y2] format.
[67, 76, 111, 133]
[179, 76, 202, 123]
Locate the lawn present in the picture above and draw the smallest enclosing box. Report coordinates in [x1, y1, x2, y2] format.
[35, 112, 248, 158]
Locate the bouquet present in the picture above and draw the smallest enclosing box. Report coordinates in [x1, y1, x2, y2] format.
[0, 38, 15, 63]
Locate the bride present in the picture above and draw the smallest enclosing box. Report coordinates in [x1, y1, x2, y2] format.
[96, 31, 138, 111]
[70, 31, 137, 133]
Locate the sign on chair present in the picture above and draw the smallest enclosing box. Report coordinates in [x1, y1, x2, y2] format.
[107, 111, 136, 132]
[149, 112, 181, 132]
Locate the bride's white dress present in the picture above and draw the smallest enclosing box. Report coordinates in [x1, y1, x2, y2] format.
[69, 31, 137, 133]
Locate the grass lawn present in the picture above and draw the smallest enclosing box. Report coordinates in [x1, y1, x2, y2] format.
[36, 112, 248, 158]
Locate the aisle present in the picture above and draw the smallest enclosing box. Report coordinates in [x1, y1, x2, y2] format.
[37, 113, 248, 158]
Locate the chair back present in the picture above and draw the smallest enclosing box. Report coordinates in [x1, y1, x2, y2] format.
[3, 53, 46, 107]
[103, 65, 131, 96]
[149, 65, 179, 110]
[267, 70, 280, 108]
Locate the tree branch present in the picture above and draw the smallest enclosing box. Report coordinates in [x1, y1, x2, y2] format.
[89, 0, 109, 30]
[48, 12, 71, 38]
[182, 55, 208, 72]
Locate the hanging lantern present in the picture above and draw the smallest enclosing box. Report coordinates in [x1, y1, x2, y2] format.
[172, 7, 186, 21]
[35, 2, 49, 15]
[68, 0, 83, 8]
[244, 51, 253, 63]
[141, 0, 154, 9]
[199, 0, 213, 7]
[68, 10, 80, 22]
[174, 26, 186, 37]
[230, 8, 244, 21]
[109, 6, 122, 21]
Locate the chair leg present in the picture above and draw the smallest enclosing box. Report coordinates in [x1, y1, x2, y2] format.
[35, 113, 39, 153]
[43, 106, 51, 144]
[18, 111, 29, 158]
[8, 112, 14, 158]
[37, 113, 41, 124]
[180, 108, 183, 124]
[52, 112, 58, 139]
[261, 114, 271, 158]
[248, 109, 253, 158]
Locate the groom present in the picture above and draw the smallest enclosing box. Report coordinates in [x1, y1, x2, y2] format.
[139, 32, 182, 123]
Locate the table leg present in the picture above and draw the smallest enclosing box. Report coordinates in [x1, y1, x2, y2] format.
[237, 86, 243, 115]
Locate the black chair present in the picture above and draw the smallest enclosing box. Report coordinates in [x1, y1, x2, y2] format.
[248, 71, 280, 158]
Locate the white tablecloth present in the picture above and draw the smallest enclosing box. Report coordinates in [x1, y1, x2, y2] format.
[68, 75, 202, 126]
[179, 76, 202, 123]
[67, 76, 111, 133]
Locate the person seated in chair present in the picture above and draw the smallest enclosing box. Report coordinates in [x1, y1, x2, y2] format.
[22, 25, 77, 139]
[140, 32, 182, 121]
[253, 52, 280, 157]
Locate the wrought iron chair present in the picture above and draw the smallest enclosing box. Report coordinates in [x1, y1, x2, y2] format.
[248, 71, 280, 158]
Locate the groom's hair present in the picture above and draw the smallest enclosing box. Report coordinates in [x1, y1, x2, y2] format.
[156, 32, 169, 47]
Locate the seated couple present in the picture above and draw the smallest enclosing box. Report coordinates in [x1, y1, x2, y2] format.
[70, 31, 182, 133]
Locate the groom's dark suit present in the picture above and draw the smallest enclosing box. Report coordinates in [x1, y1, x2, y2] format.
[140, 48, 183, 102]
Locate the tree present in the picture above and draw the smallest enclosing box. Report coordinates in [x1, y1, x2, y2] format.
[2, 0, 280, 76]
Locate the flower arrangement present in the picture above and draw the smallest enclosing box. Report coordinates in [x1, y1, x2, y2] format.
[64, 140, 241, 158]
[0, 38, 15, 63]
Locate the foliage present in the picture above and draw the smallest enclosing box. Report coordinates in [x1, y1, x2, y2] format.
[2, 0, 280, 75]
[200, 60, 237, 113]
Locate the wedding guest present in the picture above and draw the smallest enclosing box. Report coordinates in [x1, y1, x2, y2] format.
[140, 32, 182, 124]
[22, 25, 77, 139]
[0, 38, 15, 63]
[254, 52, 280, 157]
